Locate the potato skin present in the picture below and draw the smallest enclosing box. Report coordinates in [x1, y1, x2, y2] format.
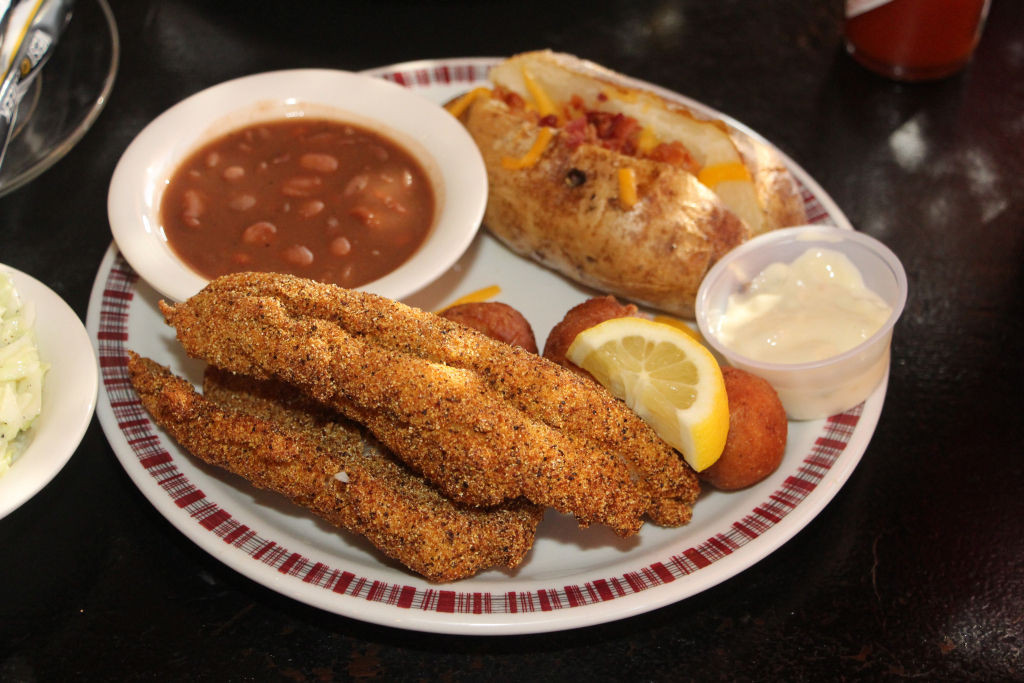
[439, 302, 538, 353]
[700, 367, 787, 490]
[730, 132, 808, 234]
[463, 96, 748, 319]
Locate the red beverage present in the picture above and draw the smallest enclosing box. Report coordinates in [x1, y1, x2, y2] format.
[845, 0, 991, 81]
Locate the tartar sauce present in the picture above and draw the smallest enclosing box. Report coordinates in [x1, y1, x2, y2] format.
[717, 247, 892, 364]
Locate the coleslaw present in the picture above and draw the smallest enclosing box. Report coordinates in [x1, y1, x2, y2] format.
[0, 272, 47, 476]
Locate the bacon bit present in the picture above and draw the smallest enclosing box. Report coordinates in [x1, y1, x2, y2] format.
[493, 86, 527, 109]
[560, 111, 643, 154]
[526, 94, 700, 175]
[563, 116, 590, 149]
[647, 141, 701, 175]
[588, 111, 620, 140]
[605, 113, 642, 155]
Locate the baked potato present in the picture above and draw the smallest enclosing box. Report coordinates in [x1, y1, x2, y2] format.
[450, 50, 807, 318]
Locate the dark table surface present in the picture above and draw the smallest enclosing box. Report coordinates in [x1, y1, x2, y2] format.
[2, 0, 1022, 680]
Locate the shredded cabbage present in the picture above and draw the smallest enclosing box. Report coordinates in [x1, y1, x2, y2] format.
[0, 273, 48, 477]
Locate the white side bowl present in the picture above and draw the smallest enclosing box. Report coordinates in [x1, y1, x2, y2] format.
[108, 69, 487, 303]
[0, 265, 98, 519]
[696, 225, 908, 420]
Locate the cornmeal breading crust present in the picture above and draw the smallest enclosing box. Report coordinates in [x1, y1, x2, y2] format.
[127, 352, 542, 582]
[161, 272, 700, 535]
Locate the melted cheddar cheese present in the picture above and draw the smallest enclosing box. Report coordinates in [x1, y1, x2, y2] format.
[697, 162, 752, 188]
[502, 127, 556, 169]
[618, 167, 638, 209]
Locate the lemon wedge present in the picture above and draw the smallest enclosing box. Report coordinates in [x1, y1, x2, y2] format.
[566, 317, 729, 471]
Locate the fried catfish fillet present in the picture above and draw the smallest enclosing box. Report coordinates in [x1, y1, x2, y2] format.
[160, 272, 700, 536]
[127, 352, 541, 582]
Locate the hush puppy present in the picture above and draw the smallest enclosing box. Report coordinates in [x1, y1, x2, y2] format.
[439, 301, 538, 353]
[700, 366, 787, 490]
[543, 296, 638, 375]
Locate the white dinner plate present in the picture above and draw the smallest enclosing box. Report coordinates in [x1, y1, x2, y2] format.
[0, 265, 98, 519]
[90, 57, 879, 635]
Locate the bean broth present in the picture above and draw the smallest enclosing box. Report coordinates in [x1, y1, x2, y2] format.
[161, 119, 435, 287]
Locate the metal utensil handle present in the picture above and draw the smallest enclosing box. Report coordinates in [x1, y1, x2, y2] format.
[0, 0, 75, 172]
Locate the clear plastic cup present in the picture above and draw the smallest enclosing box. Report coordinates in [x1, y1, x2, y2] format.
[695, 225, 907, 420]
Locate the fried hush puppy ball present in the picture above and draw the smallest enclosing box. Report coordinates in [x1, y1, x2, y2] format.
[450, 293, 782, 495]
[439, 301, 539, 353]
[545, 295, 786, 490]
[700, 366, 787, 491]
[543, 296, 638, 376]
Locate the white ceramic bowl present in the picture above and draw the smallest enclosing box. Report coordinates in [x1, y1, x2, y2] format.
[108, 69, 487, 303]
[0, 264, 98, 519]
[696, 225, 907, 420]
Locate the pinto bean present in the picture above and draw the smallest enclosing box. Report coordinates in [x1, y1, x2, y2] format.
[329, 236, 352, 256]
[228, 194, 257, 211]
[222, 165, 245, 181]
[299, 153, 340, 173]
[241, 221, 277, 246]
[281, 175, 323, 197]
[344, 174, 369, 196]
[282, 244, 314, 266]
[372, 189, 408, 214]
[298, 199, 325, 218]
[182, 189, 205, 228]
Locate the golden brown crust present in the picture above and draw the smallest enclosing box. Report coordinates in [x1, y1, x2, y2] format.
[700, 367, 788, 491]
[160, 272, 701, 535]
[127, 352, 542, 582]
